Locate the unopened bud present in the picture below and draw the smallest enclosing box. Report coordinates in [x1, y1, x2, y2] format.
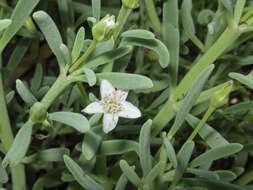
[122, 0, 139, 9]
[210, 81, 233, 108]
[92, 15, 116, 42]
[30, 102, 48, 123]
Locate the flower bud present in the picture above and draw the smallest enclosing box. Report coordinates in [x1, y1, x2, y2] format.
[30, 102, 48, 123]
[92, 15, 116, 42]
[122, 0, 139, 9]
[210, 81, 233, 108]
[24, 17, 37, 34]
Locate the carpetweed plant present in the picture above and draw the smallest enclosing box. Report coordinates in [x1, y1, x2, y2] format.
[1, 0, 253, 189]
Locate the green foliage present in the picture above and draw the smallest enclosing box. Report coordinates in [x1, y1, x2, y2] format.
[1, 0, 253, 189]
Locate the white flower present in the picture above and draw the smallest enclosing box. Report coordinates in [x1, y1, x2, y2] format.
[105, 18, 115, 28]
[82, 80, 141, 133]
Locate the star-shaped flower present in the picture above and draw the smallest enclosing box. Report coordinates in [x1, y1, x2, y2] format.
[82, 80, 141, 133]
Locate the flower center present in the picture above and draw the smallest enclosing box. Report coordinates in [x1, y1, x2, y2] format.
[103, 96, 122, 114]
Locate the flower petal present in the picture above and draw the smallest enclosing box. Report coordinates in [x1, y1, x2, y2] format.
[82, 102, 104, 114]
[100, 80, 115, 99]
[103, 113, 119, 133]
[118, 101, 141, 119]
[116, 89, 128, 101]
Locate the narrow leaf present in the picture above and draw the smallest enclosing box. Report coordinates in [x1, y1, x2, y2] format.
[83, 68, 96, 86]
[16, 79, 37, 106]
[168, 65, 214, 138]
[49, 112, 90, 133]
[0, 19, 11, 32]
[82, 130, 102, 160]
[100, 140, 139, 155]
[60, 43, 71, 65]
[190, 143, 243, 167]
[186, 114, 229, 148]
[23, 148, 69, 163]
[229, 72, 253, 89]
[115, 174, 128, 190]
[119, 160, 141, 186]
[3, 121, 33, 167]
[139, 119, 152, 176]
[173, 141, 195, 184]
[143, 161, 164, 185]
[121, 29, 155, 39]
[0, 158, 8, 183]
[72, 27, 85, 62]
[85, 46, 132, 69]
[122, 37, 170, 68]
[64, 155, 104, 190]
[33, 11, 64, 66]
[96, 72, 153, 90]
[92, 0, 101, 21]
[181, 0, 204, 51]
[0, 0, 40, 52]
[163, 137, 178, 168]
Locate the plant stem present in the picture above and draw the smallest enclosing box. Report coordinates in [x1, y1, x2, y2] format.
[114, 5, 132, 41]
[69, 40, 97, 73]
[172, 27, 239, 101]
[144, 0, 161, 34]
[186, 106, 215, 142]
[40, 74, 72, 110]
[152, 27, 240, 137]
[151, 99, 176, 137]
[0, 57, 26, 190]
[235, 169, 253, 185]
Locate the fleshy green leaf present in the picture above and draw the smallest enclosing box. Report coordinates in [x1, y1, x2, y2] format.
[82, 130, 102, 160]
[187, 168, 219, 180]
[181, 0, 204, 51]
[23, 148, 69, 163]
[6, 38, 31, 73]
[6, 91, 15, 105]
[229, 72, 253, 89]
[115, 174, 128, 190]
[121, 37, 170, 68]
[31, 64, 43, 93]
[0, 0, 40, 52]
[119, 160, 141, 186]
[121, 29, 155, 39]
[72, 27, 85, 63]
[190, 143, 243, 167]
[92, 0, 101, 21]
[60, 43, 72, 65]
[0, 158, 8, 184]
[3, 121, 33, 167]
[168, 65, 214, 138]
[49, 112, 90, 133]
[163, 137, 177, 168]
[100, 140, 139, 155]
[64, 155, 104, 190]
[139, 119, 152, 176]
[83, 68, 96, 87]
[186, 114, 229, 148]
[96, 72, 153, 90]
[16, 79, 37, 106]
[143, 161, 164, 186]
[173, 141, 195, 185]
[33, 11, 64, 67]
[84, 46, 132, 69]
[0, 19, 11, 32]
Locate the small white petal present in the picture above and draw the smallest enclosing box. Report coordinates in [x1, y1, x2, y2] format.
[116, 90, 128, 101]
[100, 80, 115, 99]
[82, 102, 104, 114]
[103, 113, 119, 133]
[105, 19, 115, 27]
[118, 101, 141, 119]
